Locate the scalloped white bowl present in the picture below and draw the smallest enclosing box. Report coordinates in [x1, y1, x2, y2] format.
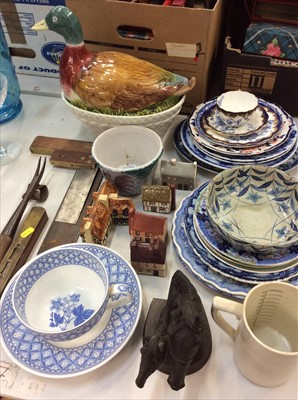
[61, 93, 185, 138]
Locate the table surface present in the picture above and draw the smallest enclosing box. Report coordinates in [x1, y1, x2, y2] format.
[0, 93, 297, 400]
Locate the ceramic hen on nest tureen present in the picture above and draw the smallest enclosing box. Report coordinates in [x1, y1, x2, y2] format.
[32, 6, 196, 112]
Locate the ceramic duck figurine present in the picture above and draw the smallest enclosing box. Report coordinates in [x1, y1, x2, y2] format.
[32, 6, 196, 112]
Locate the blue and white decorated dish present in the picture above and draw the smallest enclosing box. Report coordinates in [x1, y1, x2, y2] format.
[173, 192, 253, 299]
[173, 119, 298, 173]
[203, 104, 281, 147]
[12, 247, 113, 342]
[205, 165, 298, 254]
[191, 100, 295, 157]
[172, 187, 298, 299]
[204, 103, 269, 136]
[194, 188, 298, 269]
[184, 183, 298, 284]
[0, 244, 142, 378]
[192, 130, 297, 165]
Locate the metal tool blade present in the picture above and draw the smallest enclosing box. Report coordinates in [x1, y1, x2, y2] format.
[55, 169, 97, 224]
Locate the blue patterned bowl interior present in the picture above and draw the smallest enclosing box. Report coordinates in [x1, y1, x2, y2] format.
[205, 165, 298, 254]
[12, 248, 109, 341]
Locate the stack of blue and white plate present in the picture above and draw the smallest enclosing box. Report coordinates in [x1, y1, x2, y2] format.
[172, 165, 298, 299]
[173, 96, 298, 172]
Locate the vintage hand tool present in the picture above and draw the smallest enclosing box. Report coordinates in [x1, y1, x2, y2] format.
[0, 157, 47, 262]
[30, 136, 95, 169]
[37, 167, 103, 253]
[0, 206, 48, 296]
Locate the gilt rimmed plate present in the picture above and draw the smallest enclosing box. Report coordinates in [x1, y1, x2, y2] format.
[193, 130, 298, 164]
[201, 109, 277, 148]
[202, 105, 280, 146]
[190, 99, 295, 157]
[178, 119, 298, 171]
[184, 184, 298, 283]
[0, 244, 142, 378]
[193, 191, 298, 269]
[204, 102, 269, 136]
[173, 120, 298, 173]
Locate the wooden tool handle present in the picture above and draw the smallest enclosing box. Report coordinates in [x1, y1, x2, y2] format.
[0, 206, 48, 295]
[0, 234, 12, 262]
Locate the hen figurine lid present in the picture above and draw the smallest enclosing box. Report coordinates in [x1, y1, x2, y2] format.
[32, 6, 196, 112]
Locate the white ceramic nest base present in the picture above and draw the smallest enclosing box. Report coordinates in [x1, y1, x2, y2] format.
[61, 93, 185, 139]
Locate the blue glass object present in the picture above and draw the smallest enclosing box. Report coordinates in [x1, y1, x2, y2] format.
[0, 22, 22, 124]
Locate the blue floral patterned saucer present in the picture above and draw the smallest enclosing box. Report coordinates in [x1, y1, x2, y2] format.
[205, 102, 269, 136]
[0, 244, 142, 378]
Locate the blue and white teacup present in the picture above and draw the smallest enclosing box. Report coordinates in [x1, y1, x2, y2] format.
[12, 247, 132, 342]
[216, 90, 258, 129]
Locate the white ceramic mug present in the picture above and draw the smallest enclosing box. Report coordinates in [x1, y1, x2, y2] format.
[211, 282, 298, 387]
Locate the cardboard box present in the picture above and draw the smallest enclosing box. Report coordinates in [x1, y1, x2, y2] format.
[220, 36, 298, 116]
[1, 0, 227, 112]
[0, 0, 67, 80]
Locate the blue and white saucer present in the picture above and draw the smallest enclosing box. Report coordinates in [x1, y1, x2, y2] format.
[204, 102, 269, 136]
[0, 244, 142, 378]
[203, 104, 279, 145]
[172, 187, 298, 299]
[184, 184, 298, 284]
[191, 100, 295, 157]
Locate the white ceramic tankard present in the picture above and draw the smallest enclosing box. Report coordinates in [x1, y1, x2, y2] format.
[211, 282, 298, 387]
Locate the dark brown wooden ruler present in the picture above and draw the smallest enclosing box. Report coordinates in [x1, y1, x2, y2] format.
[37, 168, 103, 254]
[0, 206, 48, 296]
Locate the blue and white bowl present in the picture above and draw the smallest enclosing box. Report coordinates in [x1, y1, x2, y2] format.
[12, 247, 111, 342]
[205, 165, 298, 255]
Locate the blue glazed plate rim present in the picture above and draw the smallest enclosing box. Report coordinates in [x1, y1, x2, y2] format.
[173, 119, 298, 173]
[0, 244, 142, 379]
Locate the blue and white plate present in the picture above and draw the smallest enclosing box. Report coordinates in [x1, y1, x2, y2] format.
[0, 244, 142, 378]
[173, 120, 298, 173]
[172, 187, 298, 299]
[190, 99, 296, 156]
[173, 191, 252, 299]
[193, 132, 297, 164]
[183, 119, 298, 168]
[191, 100, 296, 157]
[173, 121, 222, 172]
[184, 184, 298, 284]
[193, 191, 298, 269]
[204, 102, 269, 136]
[203, 104, 280, 146]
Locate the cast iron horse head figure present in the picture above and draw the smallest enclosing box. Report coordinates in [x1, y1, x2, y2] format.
[135, 270, 212, 391]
